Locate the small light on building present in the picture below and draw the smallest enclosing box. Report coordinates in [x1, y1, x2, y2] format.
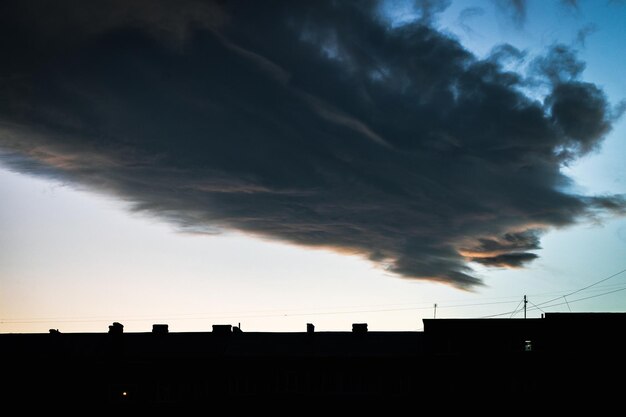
[121, 391, 128, 397]
[524, 340, 532, 352]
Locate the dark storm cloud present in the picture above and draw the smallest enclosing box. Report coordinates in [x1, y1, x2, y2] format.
[0, 0, 624, 288]
[531, 44, 586, 84]
[488, 44, 527, 66]
[471, 253, 539, 268]
[377, 0, 452, 26]
[492, 0, 585, 26]
[461, 230, 540, 268]
[463, 231, 541, 255]
[412, 0, 452, 23]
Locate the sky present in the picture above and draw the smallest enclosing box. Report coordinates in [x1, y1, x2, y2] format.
[1, 0, 625, 333]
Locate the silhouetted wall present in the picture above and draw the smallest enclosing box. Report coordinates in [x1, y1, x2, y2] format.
[2, 313, 625, 407]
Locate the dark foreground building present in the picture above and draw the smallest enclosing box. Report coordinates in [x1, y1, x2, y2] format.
[2, 313, 625, 409]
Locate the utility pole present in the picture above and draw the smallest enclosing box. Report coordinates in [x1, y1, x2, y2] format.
[433, 303, 437, 319]
[523, 295, 527, 319]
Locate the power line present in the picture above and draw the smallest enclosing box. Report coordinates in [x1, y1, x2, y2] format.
[480, 309, 524, 318]
[6, 287, 586, 324]
[533, 267, 626, 309]
[1, 300, 520, 324]
[527, 285, 626, 312]
[528, 300, 544, 313]
[483, 284, 626, 318]
[0, 299, 524, 322]
[4, 268, 626, 326]
[509, 299, 523, 318]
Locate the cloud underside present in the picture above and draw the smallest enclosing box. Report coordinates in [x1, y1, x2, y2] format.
[0, 0, 623, 288]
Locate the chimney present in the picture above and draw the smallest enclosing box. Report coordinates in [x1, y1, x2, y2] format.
[307, 323, 315, 334]
[352, 323, 368, 333]
[108, 322, 124, 334]
[212, 324, 232, 334]
[152, 324, 169, 334]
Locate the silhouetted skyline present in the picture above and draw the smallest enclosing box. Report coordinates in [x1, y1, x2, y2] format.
[3, 313, 625, 406]
[1, 1, 625, 333]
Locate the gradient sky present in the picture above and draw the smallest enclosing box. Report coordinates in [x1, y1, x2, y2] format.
[1, 0, 625, 333]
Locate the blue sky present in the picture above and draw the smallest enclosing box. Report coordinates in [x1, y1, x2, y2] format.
[1, 0, 625, 333]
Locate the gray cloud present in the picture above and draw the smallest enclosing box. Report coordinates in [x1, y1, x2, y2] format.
[531, 44, 586, 84]
[575, 24, 597, 48]
[0, 0, 623, 289]
[459, 6, 486, 20]
[457, 7, 485, 36]
[493, 0, 527, 28]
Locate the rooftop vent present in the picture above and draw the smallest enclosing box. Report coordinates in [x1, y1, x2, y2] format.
[108, 322, 124, 334]
[212, 324, 232, 334]
[352, 323, 368, 333]
[152, 324, 169, 334]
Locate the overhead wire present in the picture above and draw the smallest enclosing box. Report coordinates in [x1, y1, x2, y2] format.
[509, 299, 524, 318]
[0, 299, 520, 324]
[532, 267, 626, 309]
[481, 283, 626, 318]
[3, 266, 626, 326]
[528, 300, 545, 313]
[526, 285, 626, 312]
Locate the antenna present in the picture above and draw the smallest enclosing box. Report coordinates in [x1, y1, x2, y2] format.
[433, 303, 437, 319]
[563, 296, 572, 312]
[524, 295, 527, 319]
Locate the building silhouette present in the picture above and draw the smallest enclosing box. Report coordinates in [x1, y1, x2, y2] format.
[2, 313, 625, 408]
